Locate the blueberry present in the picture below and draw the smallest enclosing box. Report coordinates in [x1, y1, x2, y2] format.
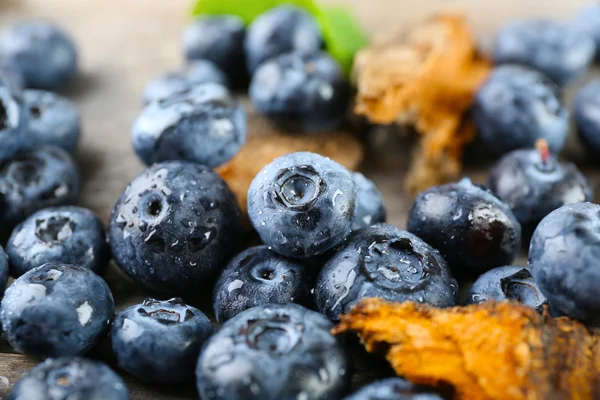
[0, 84, 29, 162]
[213, 245, 314, 323]
[488, 141, 593, 232]
[473, 65, 569, 156]
[250, 51, 350, 132]
[493, 19, 595, 86]
[196, 303, 351, 400]
[352, 172, 386, 231]
[343, 378, 443, 400]
[0, 246, 8, 297]
[6, 357, 129, 400]
[142, 60, 229, 104]
[132, 83, 246, 168]
[407, 178, 521, 275]
[315, 224, 458, 322]
[6, 206, 109, 277]
[108, 161, 242, 295]
[245, 5, 323, 74]
[248, 152, 356, 259]
[574, 79, 600, 154]
[183, 16, 247, 87]
[0, 146, 80, 231]
[111, 297, 213, 385]
[22, 89, 80, 153]
[572, 3, 600, 59]
[0, 21, 78, 90]
[529, 202, 600, 325]
[0, 263, 114, 358]
[466, 266, 548, 311]
[0, 62, 25, 94]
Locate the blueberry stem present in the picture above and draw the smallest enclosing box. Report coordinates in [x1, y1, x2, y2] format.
[535, 138, 551, 164]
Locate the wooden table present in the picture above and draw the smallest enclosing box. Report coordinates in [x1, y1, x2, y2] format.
[0, 0, 598, 398]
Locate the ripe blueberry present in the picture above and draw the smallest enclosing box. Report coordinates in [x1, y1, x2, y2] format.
[0, 84, 29, 162]
[352, 172, 386, 230]
[108, 161, 242, 295]
[247, 152, 357, 259]
[574, 79, 600, 155]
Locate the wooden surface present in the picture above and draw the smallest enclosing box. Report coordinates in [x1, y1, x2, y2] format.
[1, 0, 600, 399]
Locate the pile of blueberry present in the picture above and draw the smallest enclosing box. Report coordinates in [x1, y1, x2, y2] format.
[1, 3, 600, 400]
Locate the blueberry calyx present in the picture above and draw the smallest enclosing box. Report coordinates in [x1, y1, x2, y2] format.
[499, 268, 547, 311]
[35, 216, 76, 243]
[275, 166, 324, 210]
[244, 316, 304, 355]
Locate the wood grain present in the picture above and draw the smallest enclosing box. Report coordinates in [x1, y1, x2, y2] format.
[0, 0, 599, 399]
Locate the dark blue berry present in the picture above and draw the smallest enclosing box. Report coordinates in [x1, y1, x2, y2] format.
[352, 172, 386, 230]
[574, 79, 600, 154]
[488, 143, 592, 232]
[6, 206, 109, 277]
[466, 266, 548, 312]
[572, 3, 600, 59]
[213, 245, 314, 323]
[0, 263, 114, 358]
[343, 378, 443, 400]
[245, 5, 323, 74]
[0, 246, 8, 297]
[493, 19, 594, 86]
[0, 84, 29, 162]
[142, 60, 229, 104]
[0, 21, 78, 90]
[248, 152, 356, 259]
[0, 146, 80, 231]
[250, 51, 350, 132]
[23, 89, 80, 153]
[315, 224, 458, 322]
[132, 83, 246, 168]
[183, 16, 247, 88]
[108, 161, 242, 295]
[196, 303, 351, 400]
[6, 357, 129, 400]
[111, 298, 213, 385]
[407, 178, 521, 275]
[473, 65, 569, 156]
[529, 202, 600, 325]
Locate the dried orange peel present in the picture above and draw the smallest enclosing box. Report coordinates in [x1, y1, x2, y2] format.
[353, 14, 491, 194]
[334, 298, 600, 400]
[217, 101, 364, 221]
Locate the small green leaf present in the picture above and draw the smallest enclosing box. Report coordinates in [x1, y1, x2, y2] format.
[190, 0, 368, 75]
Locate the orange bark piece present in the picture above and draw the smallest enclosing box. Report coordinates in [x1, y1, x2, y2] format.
[334, 298, 600, 400]
[353, 14, 491, 194]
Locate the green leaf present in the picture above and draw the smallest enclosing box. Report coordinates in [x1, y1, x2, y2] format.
[190, 0, 368, 74]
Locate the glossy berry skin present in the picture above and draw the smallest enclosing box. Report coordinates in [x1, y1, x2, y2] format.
[6, 357, 129, 400]
[0, 84, 29, 161]
[352, 172, 386, 230]
[0, 263, 114, 358]
[250, 51, 350, 132]
[108, 162, 242, 295]
[0, 246, 8, 297]
[574, 79, 600, 154]
[0, 146, 80, 230]
[142, 60, 229, 104]
[23, 89, 80, 153]
[7, 206, 109, 277]
[408, 178, 521, 275]
[315, 224, 458, 322]
[493, 19, 595, 86]
[248, 152, 356, 259]
[132, 83, 246, 168]
[473, 65, 568, 157]
[343, 378, 443, 400]
[466, 266, 548, 311]
[488, 148, 592, 232]
[245, 5, 323, 74]
[529, 202, 600, 325]
[0, 21, 78, 90]
[196, 303, 351, 400]
[111, 298, 213, 385]
[182, 16, 247, 87]
[213, 245, 314, 323]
